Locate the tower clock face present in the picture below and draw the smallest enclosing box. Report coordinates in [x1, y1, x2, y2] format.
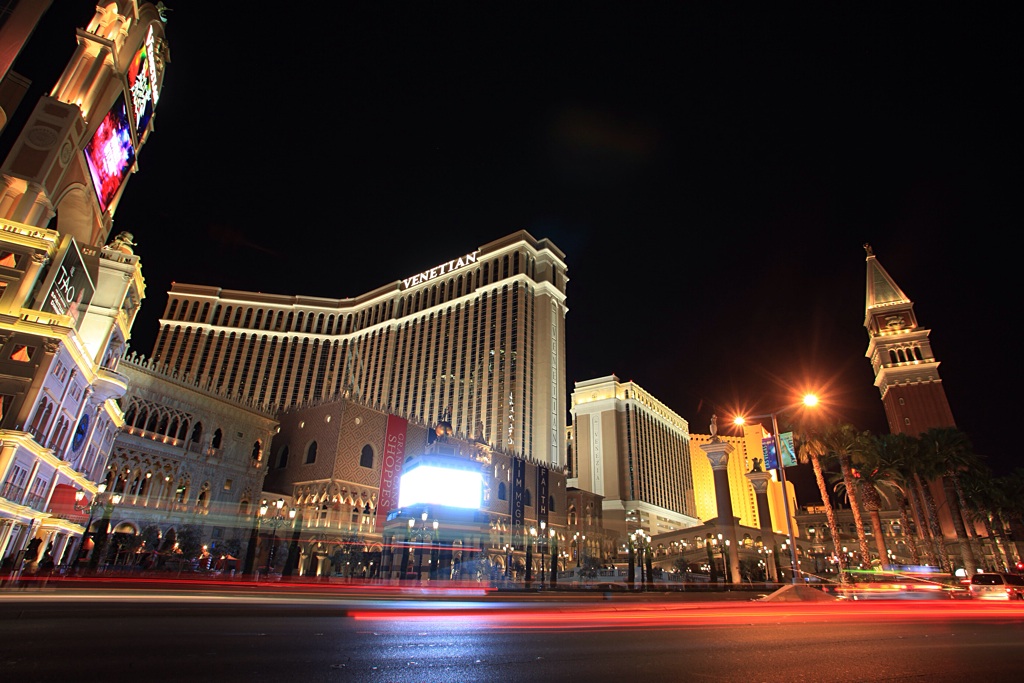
[876, 312, 909, 330]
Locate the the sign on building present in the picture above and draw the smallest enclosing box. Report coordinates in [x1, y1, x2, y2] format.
[35, 235, 95, 330]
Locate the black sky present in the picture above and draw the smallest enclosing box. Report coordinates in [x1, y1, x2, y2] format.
[5, 3, 1018, 476]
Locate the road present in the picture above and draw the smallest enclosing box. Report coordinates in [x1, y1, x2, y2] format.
[2, 582, 1023, 682]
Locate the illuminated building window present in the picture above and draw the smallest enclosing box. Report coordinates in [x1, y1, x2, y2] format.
[0, 251, 16, 267]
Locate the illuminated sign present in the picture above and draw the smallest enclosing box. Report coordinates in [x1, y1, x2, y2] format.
[36, 236, 95, 330]
[126, 34, 154, 136]
[398, 463, 483, 510]
[84, 94, 136, 214]
[146, 26, 161, 106]
[401, 250, 480, 289]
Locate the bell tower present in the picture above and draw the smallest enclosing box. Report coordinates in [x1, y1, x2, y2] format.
[863, 243, 956, 434]
[862, 243, 958, 539]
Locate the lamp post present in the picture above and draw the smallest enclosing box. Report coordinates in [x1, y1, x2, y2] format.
[526, 526, 536, 589]
[707, 536, 718, 583]
[717, 533, 732, 585]
[87, 489, 121, 572]
[539, 520, 547, 590]
[733, 394, 819, 585]
[573, 532, 581, 568]
[73, 484, 106, 571]
[243, 499, 267, 576]
[261, 498, 290, 577]
[429, 518, 439, 581]
[282, 505, 303, 579]
[504, 544, 512, 580]
[549, 527, 558, 587]
[628, 532, 638, 589]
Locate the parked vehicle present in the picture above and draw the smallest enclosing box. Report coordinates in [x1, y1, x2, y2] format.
[968, 572, 1024, 600]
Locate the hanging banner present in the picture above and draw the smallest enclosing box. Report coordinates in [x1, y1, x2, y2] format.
[511, 458, 526, 548]
[537, 466, 549, 525]
[761, 437, 778, 470]
[779, 432, 798, 468]
[376, 414, 408, 531]
[762, 432, 798, 469]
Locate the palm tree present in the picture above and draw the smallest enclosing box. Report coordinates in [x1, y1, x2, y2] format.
[994, 469, 1024, 569]
[907, 438, 952, 573]
[849, 433, 904, 568]
[822, 423, 873, 567]
[797, 427, 847, 581]
[887, 434, 935, 566]
[921, 427, 980, 575]
[959, 467, 1008, 572]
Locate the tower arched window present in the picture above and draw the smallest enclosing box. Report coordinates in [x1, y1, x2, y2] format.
[306, 441, 318, 464]
[359, 445, 373, 468]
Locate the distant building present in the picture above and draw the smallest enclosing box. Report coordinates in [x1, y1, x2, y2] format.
[569, 375, 701, 540]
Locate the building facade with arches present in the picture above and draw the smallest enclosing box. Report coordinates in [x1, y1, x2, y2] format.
[85, 353, 278, 570]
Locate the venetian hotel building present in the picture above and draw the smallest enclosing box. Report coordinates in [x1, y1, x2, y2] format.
[150, 231, 569, 468]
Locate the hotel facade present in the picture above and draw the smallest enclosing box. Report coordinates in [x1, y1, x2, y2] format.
[150, 231, 569, 469]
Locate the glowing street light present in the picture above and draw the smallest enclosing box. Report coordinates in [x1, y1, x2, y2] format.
[733, 393, 819, 585]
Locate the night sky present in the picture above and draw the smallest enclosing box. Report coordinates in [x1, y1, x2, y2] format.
[4, 3, 1017, 477]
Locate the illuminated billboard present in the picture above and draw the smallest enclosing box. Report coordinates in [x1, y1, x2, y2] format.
[35, 235, 96, 330]
[397, 461, 483, 510]
[84, 94, 136, 214]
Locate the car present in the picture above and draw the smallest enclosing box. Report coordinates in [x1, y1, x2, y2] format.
[968, 572, 1024, 601]
[835, 570, 962, 601]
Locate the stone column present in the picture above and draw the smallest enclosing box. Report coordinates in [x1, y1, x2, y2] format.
[699, 438, 741, 584]
[745, 469, 779, 582]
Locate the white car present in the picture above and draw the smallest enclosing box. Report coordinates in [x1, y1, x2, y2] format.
[968, 572, 1024, 600]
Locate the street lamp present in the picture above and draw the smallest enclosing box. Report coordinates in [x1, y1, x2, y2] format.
[429, 518, 439, 580]
[526, 526, 536, 589]
[627, 532, 637, 588]
[539, 520, 547, 590]
[87, 488, 122, 572]
[717, 533, 732, 585]
[733, 394, 819, 585]
[260, 498, 290, 577]
[549, 527, 558, 588]
[73, 484, 106, 570]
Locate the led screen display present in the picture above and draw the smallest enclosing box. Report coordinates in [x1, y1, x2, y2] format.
[397, 465, 482, 510]
[84, 94, 136, 214]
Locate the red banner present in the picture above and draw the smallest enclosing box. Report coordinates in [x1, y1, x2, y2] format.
[376, 414, 408, 531]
